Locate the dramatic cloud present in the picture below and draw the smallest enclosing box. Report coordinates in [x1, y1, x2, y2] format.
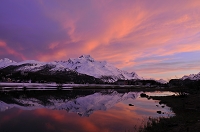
[1, 0, 200, 79]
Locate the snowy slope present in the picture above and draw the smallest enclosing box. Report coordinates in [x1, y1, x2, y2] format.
[156, 79, 168, 84]
[56, 55, 142, 82]
[142, 77, 168, 84]
[0, 91, 139, 116]
[0, 59, 69, 73]
[181, 72, 200, 80]
[16, 62, 67, 72]
[0, 58, 17, 69]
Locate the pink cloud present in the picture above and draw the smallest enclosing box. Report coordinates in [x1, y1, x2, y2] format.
[35, 1, 200, 63]
[0, 41, 26, 60]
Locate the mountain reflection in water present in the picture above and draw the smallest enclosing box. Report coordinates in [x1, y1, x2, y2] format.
[0, 89, 174, 132]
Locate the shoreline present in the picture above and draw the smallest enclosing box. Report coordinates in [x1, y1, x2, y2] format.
[0, 82, 168, 90]
[141, 89, 200, 132]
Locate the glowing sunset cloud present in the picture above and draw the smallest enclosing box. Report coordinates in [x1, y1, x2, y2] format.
[0, 0, 200, 79]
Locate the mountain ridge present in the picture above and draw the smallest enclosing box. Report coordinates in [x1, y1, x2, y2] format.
[0, 55, 142, 82]
[181, 72, 200, 80]
[0, 55, 170, 84]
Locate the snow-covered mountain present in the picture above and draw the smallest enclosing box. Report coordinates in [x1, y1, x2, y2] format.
[0, 55, 142, 82]
[181, 72, 200, 80]
[56, 55, 142, 82]
[0, 91, 139, 116]
[143, 77, 168, 84]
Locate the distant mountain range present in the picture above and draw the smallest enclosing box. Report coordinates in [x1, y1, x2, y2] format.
[181, 72, 200, 80]
[0, 55, 142, 83]
[0, 55, 168, 84]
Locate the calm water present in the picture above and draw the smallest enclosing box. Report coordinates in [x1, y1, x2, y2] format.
[0, 89, 174, 132]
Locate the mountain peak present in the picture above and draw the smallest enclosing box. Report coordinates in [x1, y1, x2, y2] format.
[0, 58, 17, 68]
[79, 55, 94, 62]
[157, 79, 168, 84]
[181, 72, 200, 80]
[0, 58, 15, 63]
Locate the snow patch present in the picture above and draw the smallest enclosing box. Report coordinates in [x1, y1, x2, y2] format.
[181, 72, 200, 80]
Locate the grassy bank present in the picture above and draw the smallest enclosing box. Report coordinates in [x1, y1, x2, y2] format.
[140, 89, 200, 132]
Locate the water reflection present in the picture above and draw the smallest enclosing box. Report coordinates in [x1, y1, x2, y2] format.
[0, 90, 174, 132]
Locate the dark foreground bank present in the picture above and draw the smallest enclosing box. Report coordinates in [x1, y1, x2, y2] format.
[140, 89, 200, 132]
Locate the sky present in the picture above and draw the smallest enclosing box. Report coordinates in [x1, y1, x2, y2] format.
[0, 0, 200, 80]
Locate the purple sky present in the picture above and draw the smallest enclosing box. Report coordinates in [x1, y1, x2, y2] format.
[1, 0, 200, 80]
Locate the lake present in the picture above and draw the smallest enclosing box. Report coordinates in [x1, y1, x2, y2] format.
[0, 89, 174, 132]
